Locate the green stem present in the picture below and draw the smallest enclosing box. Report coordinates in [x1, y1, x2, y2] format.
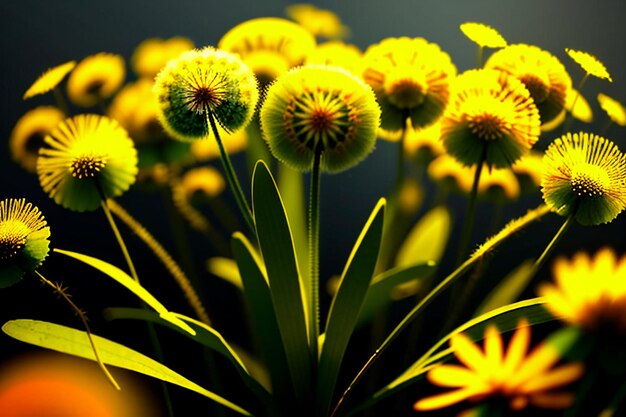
[99, 198, 140, 283]
[308, 147, 322, 361]
[206, 110, 255, 234]
[528, 211, 575, 280]
[564, 73, 590, 131]
[477, 45, 484, 67]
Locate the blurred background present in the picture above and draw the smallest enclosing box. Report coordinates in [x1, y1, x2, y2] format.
[1, 0, 626, 416]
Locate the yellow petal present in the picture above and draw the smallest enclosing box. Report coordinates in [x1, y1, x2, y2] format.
[413, 386, 487, 411]
[507, 343, 560, 388]
[451, 333, 489, 374]
[427, 364, 481, 388]
[529, 392, 576, 409]
[502, 319, 530, 374]
[517, 363, 584, 394]
[484, 325, 504, 369]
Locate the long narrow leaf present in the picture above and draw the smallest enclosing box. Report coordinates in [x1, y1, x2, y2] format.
[2, 319, 252, 416]
[395, 205, 451, 267]
[475, 259, 535, 316]
[317, 198, 386, 416]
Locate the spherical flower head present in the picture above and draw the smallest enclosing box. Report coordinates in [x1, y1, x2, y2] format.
[67, 53, 125, 107]
[285, 3, 349, 39]
[131, 36, 195, 80]
[459, 22, 507, 49]
[541, 132, 626, 225]
[37, 114, 138, 212]
[362, 37, 456, 132]
[153, 47, 259, 142]
[485, 44, 572, 125]
[441, 69, 541, 169]
[23, 61, 76, 100]
[597, 93, 626, 126]
[565, 48, 612, 82]
[539, 248, 626, 338]
[260, 65, 381, 173]
[305, 41, 363, 76]
[10, 106, 65, 173]
[218, 17, 316, 86]
[0, 198, 50, 288]
[414, 320, 584, 413]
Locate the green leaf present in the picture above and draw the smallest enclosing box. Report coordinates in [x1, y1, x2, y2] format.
[475, 259, 535, 316]
[395, 205, 451, 267]
[53, 248, 195, 336]
[317, 198, 386, 416]
[206, 256, 243, 289]
[231, 232, 295, 404]
[2, 319, 253, 416]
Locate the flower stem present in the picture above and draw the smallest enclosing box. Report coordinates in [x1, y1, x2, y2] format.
[477, 45, 484, 67]
[206, 110, 255, 234]
[308, 147, 322, 360]
[528, 211, 575, 280]
[99, 197, 139, 283]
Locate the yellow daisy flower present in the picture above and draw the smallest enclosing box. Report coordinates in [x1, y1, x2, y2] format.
[37, 114, 138, 212]
[9, 106, 65, 173]
[67, 53, 126, 107]
[131, 36, 195, 80]
[414, 320, 584, 413]
[541, 132, 626, 225]
[459, 22, 507, 49]
[0, 198, 50, 288]
[260, 65, 381, 172]
[565, 48, 612, 82]
[305, 40, 363, 75]
[285, 3, 349, 39]
[539, 247, 626, 336]
[441, 69, 541, 168]
[218, 17, 316, 87]
[179, 166, 226, 200]
[23, 61, 76, 100]
[362, 37, 457, 132]
[485, 44, 572, 125]
[597, 93, 626, 126]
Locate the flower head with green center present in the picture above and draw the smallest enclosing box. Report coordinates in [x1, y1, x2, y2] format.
[539, 248, 626, 337]
[131, 36, 195, 80]
[597, 93, 626, 126]
[260, 65, 380, 172]
[485, 44, 572, 125]
[37, 114, 138, 212]
[414, 320, 584, 414]
[153, 47, 259, 142]
[565, 48, 612, 82]
[441, 69, 541, 168]
[23, 61, 76, 100]
[361, 37, 456, 132]
[541, 132, 626, 225]
[459, 22, 507, 49]
[218, 17, 316, 87]
[0, 199, 50, 288]
[67, 53, 126, 107]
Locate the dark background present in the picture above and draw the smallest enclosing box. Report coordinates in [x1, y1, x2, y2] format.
[1, 1, 626, 416]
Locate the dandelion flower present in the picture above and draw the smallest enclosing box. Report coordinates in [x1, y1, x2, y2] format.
[218, 17, 316, 86]
[260, 65, 380, 172]
[565, 48, 612, 82]
[305, 40, 363, 75]
[541, 132, 626, 225]
[0, 198, 50, 288]
[512, 151, 544, 192]
[485, 44, 572, 125]
[414, 320, 584, 413]
[459, 22, 507, 49]
[539, 248, 626, 337]
[153, 47, 259, 142]
[23, 61, 76, 100]
[441, 69, 541, 168]
[427, 154, 475, 195]
[9, 106, 65, 173]
[180, 167, 226, 200]
[478, 166, 520, 201]
[597, 93, 626, 126]
[131, 36, 194, 80]
[37, 114, 138, 212]
[402, 121, 445, 165]
[362, 37, 456, 132]
[285, 3, 349, 39]
[190, 127, 247, 161]
[67, 53, 126, 107]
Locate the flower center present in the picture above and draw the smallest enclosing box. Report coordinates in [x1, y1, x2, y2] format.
[0, 221, 28, 262]
[468, 112, 511, 141]
[182, 72, 228, 114]
[71, 155, 107, 179]
[385, 70, 428, 109]
[519, 73, 550, 104]
[571, 163, 610, 197]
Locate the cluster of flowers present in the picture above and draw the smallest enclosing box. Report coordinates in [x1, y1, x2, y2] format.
[4, 4, 626, 417]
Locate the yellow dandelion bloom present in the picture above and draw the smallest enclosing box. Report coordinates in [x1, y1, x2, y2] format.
[427, 154, 475, 195]
[285, 3, 349, 39]
[597, 93, 626, 126]
[539, 248, 626, 337]
[9, 106, 65, 173]
[512, 151, 544, 191]
[0, 198, 50, 288]
[541, 132, 626, 225]
[180, 167, 226, 200]
[402, 121, 445, 165]
[218, 17, 316, 86]
[67, 53, 126, 107]
[305, 40, 363, 75]
[414, 320, 584, 413]
[543, 88, 594, 132]
[362, 37, 457, 132]
[565, 48, 612, 82]
[441, 69, 541, 168]
[478, 165, 520, 201]
[23, 61, 76, 100]
[131, 36, 194, 80]
[37, 114, 138, 212]
[485, 44, 572, 125]
[459, 22, 507, 49]
[397, 178, 423, 214]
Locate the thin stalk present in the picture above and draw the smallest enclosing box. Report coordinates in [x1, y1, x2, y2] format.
[205, 110, 255, 234]
[527, 211, 575, 281]
[477, 45, 484, 67]
[53, 86, 69, 115]
[601, 379, 626, 417]
[308, 147, 322, 361]
[99, 198, 139, 283]
[564, 73, 590, 131]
